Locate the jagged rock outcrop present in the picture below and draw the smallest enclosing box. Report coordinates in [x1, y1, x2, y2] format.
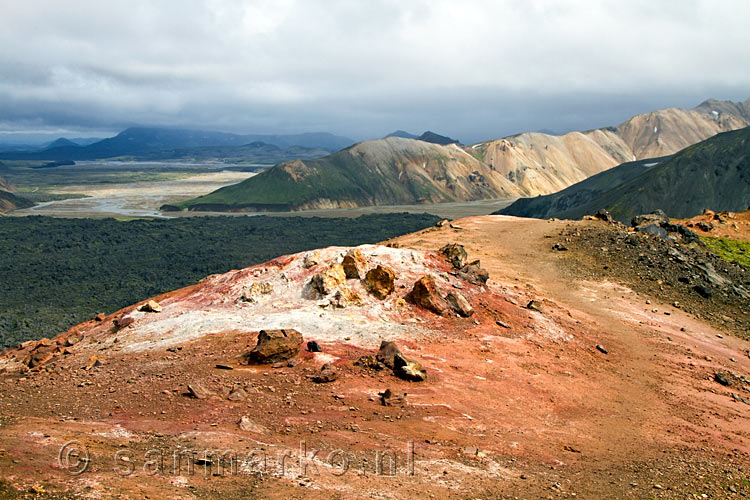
[244, 329, 302, 364]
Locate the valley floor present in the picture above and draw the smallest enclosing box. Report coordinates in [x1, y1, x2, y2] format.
[0, 216, 747, 499]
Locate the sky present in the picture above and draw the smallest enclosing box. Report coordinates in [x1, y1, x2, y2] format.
[1, 0, 749, 144]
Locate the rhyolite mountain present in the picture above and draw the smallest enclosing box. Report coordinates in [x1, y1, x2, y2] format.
[0, 175, 33, 213]
[385, 130, 460, 145]
[173, 137, 523, 212]
[497, 127, 750, 222]
[0, 127, 355, 161]
[179, 98, 750, 212]
[472, 98, 750, 196]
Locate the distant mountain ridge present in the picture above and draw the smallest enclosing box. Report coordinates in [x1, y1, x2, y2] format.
[0, 127, 355, 161]
[385, 130, 460, 145]
[497, 126, 750, 222]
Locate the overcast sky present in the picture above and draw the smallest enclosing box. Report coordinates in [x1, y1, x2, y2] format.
[1, 0, 749, 144]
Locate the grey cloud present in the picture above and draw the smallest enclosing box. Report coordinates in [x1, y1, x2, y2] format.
[0, 0, 749, 144]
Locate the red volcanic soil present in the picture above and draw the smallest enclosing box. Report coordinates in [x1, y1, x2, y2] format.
[0, 215, 748, 499]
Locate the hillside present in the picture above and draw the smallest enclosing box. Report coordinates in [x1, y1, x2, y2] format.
[472, 98, 750, 195]
[0, 128, 355, 161]
[0, 176, 33, 213]
[498, 127, 750, 222]
[0, 215, 747, 498]
[176, 137, 522, 211]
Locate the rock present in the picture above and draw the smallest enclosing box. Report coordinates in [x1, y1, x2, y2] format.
[215, 364, 234, 370]
[526, 300, 544, 313]
[342, 249, 367, 279]
[693, 284, 713, 298]
[331, 287, 362, 308]
[436, 219, 450, 227]
[310, 263, 346, 296]
[714, 371, 733, 387]
[635, 223, 672, 241]
[303, 252, 321, 268]
[697, 221, 714, 232]
[595, 345, 608, 354]
[139, 300, 162, 313]
[241, 282, 273, 302]
[238, 416, 268, 433]
[365, 265, 396, 299]
[354, 355, 385, 370]
[83, 356, 103, 370]
[631, 210, 669, 228]
[457, 261, 489, 285]
[114, 315, 135, 329]
[312, 363, 338, 383]
[407, 275, 450, 315]
[594, 209, 614, 223]
[445, 291, 474, 317]
[496, 320, 511, 328]
[393, 353, 427, 382]
[0, 360, 29, 375]
[94, 312, 107, 321]
[376, 341, 403, 369]
[245, 329, 303, 364]
[552, 242, 568, 251]
[440, 243, 468, 269]
[307, 341, 321, 352]
[380, 388, 406, 406]
[187, 382, 213, 399]
[227, 388, 247, 401]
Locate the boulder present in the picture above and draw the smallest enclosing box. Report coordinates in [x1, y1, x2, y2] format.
[407, 275, 450, 315]
[634, 223, 671, 241]
[331, 287, 362, 308]
[238, 416, 268, 433]
[440, 243, 468, 269]
[631, 210, 669, 228]
[342, 249, 367, 279]
[227, 388, 247, 401]
[456, 261, 489, 285]
[393, 353, 426, 382]
[376, 341, 402, 369]
[241, 282, 273, 303]
[139, 300, 162, 313]
[354, 355, 385, 371]
[303, 252, 321, 269]
[312, 363, 339, 383]
[0, 360, 29, 375]
[310, 263, 346, 296]
[594, 209, 614, 223]
[28, 351, 55, 369]
[245, 329, 302, 364]
[526, 300, 544, 313]
[365, 265, 396, 299]
[114, 316, 135, 329]
[446, 291, 474, 317]
[307, 341, 321, 352]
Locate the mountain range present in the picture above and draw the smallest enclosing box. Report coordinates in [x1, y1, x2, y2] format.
[497, 126, 750, 222]
[177, 98, 750, 212]
[0, 128, 355, 161]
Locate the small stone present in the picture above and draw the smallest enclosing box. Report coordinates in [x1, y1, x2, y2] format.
[445, 291, 474, 317]
[310, 264, 346, 296]
[552, 242, 568, 251]
[187, 382, 213, 400]
[215, 364, 233, 370]
[408, 275, 450, 315]
[238, 416, 268, 433]
[114, 315, 135, 329]
[595, 345, 608, 355]
[244, 329, 302, 364]
[393, 353, 426, 382]
[227, 388, 247, 401]
[140, 300, 162, 313]
[365, 265, 396, 299]
[380, 388, 406, 406]
[496, 320, 511, 329]
[307, 341, 321, 352]
[312, 363, 338, 383]
[439, 243, 468, 269]
[303, 252, 321, 268]
[526, 300, 544, 313]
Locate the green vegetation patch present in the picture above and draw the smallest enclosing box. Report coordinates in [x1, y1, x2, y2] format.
[702, 236, 750, 268]
[0, 213, 440, 348]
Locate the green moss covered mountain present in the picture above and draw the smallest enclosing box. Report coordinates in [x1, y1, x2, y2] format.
[174, 137, 522, 212]
[496, 127, 750, 222]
